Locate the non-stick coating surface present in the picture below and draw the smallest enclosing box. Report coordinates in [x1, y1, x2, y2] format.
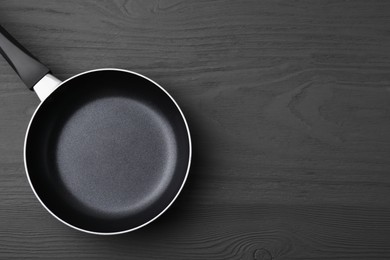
[25, 70, 190, 233]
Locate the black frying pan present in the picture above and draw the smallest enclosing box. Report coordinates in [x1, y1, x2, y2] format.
[0, 25, 191, 234]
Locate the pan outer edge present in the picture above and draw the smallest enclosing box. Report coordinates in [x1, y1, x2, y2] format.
[23, 68, 192, 235]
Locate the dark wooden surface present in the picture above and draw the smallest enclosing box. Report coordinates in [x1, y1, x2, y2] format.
[1, 0, 390, 259]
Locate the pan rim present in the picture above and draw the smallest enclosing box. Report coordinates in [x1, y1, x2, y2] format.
[23, 68, 192, 235]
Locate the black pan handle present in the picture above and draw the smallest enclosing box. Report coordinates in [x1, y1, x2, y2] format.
[0, 25, 50, 90]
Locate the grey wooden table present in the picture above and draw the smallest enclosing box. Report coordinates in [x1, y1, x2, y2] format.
[1, 0, 390, 259]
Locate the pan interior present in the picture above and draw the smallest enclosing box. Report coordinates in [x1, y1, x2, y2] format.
[56, 96, 176, 215]
[25, 70, 190, 233]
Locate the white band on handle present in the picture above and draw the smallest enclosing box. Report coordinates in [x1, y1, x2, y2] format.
[33, 74, 62, 101]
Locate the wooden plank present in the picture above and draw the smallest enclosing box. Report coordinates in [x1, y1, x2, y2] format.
[0, 0, 390, 259]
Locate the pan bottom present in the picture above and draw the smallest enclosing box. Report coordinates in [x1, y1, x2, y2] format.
[53, 96, 178, 217]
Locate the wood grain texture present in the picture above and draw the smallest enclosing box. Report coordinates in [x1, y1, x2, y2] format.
[1, 0, 390, 259]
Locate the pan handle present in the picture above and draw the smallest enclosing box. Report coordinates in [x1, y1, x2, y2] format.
[0, 25, 61, 101]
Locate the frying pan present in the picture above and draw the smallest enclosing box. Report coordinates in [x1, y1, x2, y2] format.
[0, 25, 191, 234]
